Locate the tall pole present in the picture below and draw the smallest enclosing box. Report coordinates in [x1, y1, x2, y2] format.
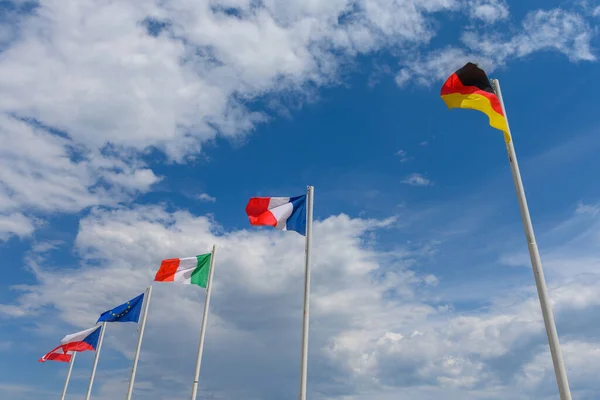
[492, 79, 572, 400]
[60, 352, 76, 400]
[126, 285, 153, 400]
[190, 245, 217, 400]
[299, 185, 314, 400]
[85, 323, 106, 400]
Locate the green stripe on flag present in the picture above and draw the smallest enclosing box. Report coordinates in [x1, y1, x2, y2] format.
[190, 253, 211, 288]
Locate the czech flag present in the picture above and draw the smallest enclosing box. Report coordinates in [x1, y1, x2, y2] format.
[245, 195, 306, 235]
[39, 325, 102, 362]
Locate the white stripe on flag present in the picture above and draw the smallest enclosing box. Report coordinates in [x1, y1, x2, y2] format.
[271, 202, 293, 230]
[61, 326, 99, 344]
[173, 257, 198, 283]
[267, 197, 290, 209]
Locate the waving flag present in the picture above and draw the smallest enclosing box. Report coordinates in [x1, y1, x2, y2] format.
[38, 325, 101, 362]
[245, 195, 306, 235]
[440, 62, 510, 142]
[97, 292, 145, 323]
[154, 254, 212, 288]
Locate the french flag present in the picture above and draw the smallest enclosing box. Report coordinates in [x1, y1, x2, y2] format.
[245, 195, 306, 235]
[39, 325, 101, 363]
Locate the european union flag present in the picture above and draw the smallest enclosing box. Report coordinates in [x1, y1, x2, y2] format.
[97, 292, 145, 323]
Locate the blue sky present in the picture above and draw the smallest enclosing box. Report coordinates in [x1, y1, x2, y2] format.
[1, 0, 600, 399]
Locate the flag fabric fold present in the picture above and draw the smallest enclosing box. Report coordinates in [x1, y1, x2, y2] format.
[38, 347, 72, 363]
[38, 325, 101, 362]
[97, 292, 145, 323]
[440, 62, 510, 142]
[245, 195, 306, 235]
[154, 254, 212, 288]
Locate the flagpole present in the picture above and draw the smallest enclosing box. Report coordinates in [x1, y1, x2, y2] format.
[492, 79, 572, 400]
[190, 245, 217, 400]
[60, 352, 76, 400]
[126, 285, 153, 400]
[299, 185, 314, 400]
[85, 323, 106, 400]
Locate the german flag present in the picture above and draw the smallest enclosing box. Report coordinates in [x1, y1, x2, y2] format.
[441, 62, 510, 142]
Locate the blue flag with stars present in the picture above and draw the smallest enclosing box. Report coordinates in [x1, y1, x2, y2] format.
[97, 292, 145, 323]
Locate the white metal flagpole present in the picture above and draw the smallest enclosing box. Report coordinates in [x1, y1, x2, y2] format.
[492, 79, 572, 400]
[126, 285, 153, 400]
[190, 245, 217, 400]
[299, 185, 314, 400]
[85, 323, 106, 400]
[60, 351, 76, 400]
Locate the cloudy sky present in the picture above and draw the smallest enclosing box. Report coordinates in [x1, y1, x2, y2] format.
[1, 0, 600, 399]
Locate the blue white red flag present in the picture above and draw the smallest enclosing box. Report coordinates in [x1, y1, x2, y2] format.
[245, 195, 306, 235]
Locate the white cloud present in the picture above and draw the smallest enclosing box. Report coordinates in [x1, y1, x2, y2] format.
[0, 1, 596, 239]
[0, 212, 36, 241]
[394, 68, 412, 86]
[487, 9, 595, 61]
[466, 0, 509, 23]
[580, 0, 600, 17]
[0, 0, 461, 235]
[3, 204, 600, 398]
[0, 115, 159, 217]
[402, 173, 432, 186]
[423, 274, 440, 286]
[576, 201, 600, 216]
[395, 8, 596, 86]
[0, 206, 439, 398]
[518, 341, 600, 396]
[197, 193, 217, 202]
[395, 149, 411, 162]
[0, 0, 460, 164]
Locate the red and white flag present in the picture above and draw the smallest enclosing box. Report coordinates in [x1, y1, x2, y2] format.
[38, 325, 101, 363]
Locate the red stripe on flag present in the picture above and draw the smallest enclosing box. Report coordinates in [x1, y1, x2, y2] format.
[440, 73, 504, 116]
[61, 341, 96, 353]
[39, 345, 71, 363]
[154, 259, 180, 282]
[39, 352, 71, 363]
[245, 198, 278, 227]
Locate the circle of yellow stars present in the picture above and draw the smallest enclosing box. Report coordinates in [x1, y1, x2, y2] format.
[110, 301, 133, 319]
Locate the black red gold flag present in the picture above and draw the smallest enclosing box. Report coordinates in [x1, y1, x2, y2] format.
[440, 62, 510, 142]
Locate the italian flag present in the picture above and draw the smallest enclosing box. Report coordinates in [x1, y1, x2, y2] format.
[154, 254, 211, 288]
